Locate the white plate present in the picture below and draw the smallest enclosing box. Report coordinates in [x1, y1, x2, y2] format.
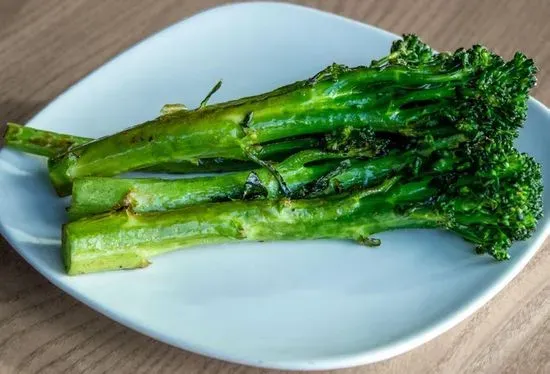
[1, 2, 549, 370]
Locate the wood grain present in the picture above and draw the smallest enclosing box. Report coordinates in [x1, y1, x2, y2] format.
[0, 0, 549, 373]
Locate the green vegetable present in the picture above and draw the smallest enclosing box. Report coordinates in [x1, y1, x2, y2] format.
[1, 34, 541, 276]
[62, 148, 542, 275]
[68, 134, 467, 220]
[2, 123, 89, 158]
[48, 35, 536, 195]
[1, 122, 320, 173]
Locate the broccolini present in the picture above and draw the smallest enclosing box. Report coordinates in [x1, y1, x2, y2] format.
[62, 147, 542, 274]
[47, 35, 536, 195]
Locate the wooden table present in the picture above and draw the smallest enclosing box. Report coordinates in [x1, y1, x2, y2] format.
[1, 1, 549, 373]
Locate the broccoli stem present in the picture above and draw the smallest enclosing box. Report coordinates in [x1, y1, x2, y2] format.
[2, 123, 319, 173]
[68, 152, 338, 220]
[2, 123, 89, 157]
[47, 64, 478, 196]
[144, 137, 322, 173]
[63, 177, 442, 275]
[68, 134, 466, 220]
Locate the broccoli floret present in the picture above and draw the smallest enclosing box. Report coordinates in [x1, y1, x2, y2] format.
[427, 150, 543, 259]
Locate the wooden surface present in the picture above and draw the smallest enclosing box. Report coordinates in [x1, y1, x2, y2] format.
[0, 0, 549, 373]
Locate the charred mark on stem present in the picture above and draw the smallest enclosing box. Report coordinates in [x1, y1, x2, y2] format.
[245, 149, 291, 197]
[243, 171, 268, 200]
[241, 112, 253, 129]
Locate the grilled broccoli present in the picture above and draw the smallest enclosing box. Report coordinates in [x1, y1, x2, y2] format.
[47, 35, 536, 195]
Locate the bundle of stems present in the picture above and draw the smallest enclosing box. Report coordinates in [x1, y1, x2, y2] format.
[1, 35, 542, 275]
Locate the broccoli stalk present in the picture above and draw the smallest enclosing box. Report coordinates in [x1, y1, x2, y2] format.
[1, 122, 321, 173]
[47, 36, 536, 195]
[68, 134, 467, 220]
[62, 177, 430, 274]
[2, 123, 89, 158]
[62, 149, 542, 275]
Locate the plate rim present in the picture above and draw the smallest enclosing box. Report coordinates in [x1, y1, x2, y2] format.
[1, 1, 549, 370]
